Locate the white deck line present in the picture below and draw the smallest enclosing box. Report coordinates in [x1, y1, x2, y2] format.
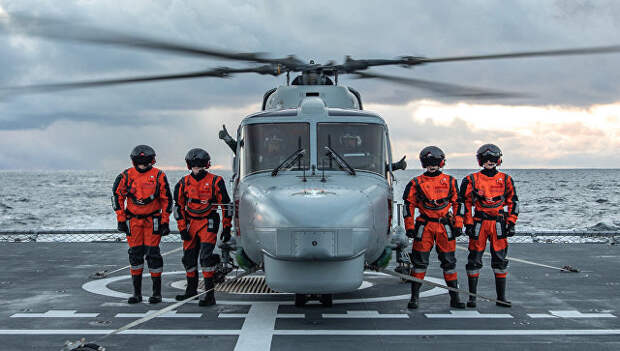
[10, 310, 99, 318]
[1, 329, 620, 336]
[425, 311, 513, 319]
[322, 311, 409, 319]
[115, 310, 202, 318]
[233, 303, 279, 351]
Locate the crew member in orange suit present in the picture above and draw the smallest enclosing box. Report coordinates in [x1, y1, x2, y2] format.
[173, 148, 232, 306]
[403, 146, 465, 309]
[460, 144, 519, 307]
[112, 145, 172, 304]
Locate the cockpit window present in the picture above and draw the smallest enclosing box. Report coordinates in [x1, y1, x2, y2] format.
[242, 123, 310, 175]
[317, 123, 385, 174]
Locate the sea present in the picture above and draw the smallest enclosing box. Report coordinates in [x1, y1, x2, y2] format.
[0, 169, 619, 232]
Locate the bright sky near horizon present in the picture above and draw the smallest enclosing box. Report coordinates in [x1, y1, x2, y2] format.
[0, 0, 619, 169]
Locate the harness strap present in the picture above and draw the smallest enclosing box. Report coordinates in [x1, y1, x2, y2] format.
[126, 170, 162, 206]
[470, 173, 506, 208]
[474, 211, 503, 221]
[413, 177, 451, 210]
[126, 209, 161, 219]
[419, 213, 450, 224]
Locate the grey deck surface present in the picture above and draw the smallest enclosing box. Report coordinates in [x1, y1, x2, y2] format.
[1, 242, 619, 350]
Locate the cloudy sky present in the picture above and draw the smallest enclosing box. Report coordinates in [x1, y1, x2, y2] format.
[0, 0, 619, 170]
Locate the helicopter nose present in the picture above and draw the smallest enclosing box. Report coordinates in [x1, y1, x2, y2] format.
[243, 185, 374, 230]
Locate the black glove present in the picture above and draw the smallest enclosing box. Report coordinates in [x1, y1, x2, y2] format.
[505, 222, 516, 237]
[405, 229, 416, 239]
[180, 229, 191, 241]
[117, 221, 129, 235]
[453, 227, 463, 238]
[465, 225, 475, 238]
[220, 227, 231, 242]
[218, 124, 230, 140]
[160, 222, 170, 236]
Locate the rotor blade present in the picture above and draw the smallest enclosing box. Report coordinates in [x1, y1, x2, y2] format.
[353, 71, 527, 99]
[1, 15, 296, 66]
[0, 66, 279, 96]
[420, 45, 620, 64]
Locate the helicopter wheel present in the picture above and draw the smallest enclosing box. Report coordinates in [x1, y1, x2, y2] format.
[294, 294, 307, 307]
[319, 294, 333, 307]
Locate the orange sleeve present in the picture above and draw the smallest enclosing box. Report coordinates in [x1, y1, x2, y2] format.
[459, 175, 474, 226]
[173, 178, 187, 231]
[112, 171, 128, 222]
[450, 177, 463, 228]
[402, 179, 418, 230]
[159, 172, 172, 223]
[504, 175, 519, 224]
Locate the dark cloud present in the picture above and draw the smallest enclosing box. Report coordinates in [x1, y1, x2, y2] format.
[0, 0, 619, 168]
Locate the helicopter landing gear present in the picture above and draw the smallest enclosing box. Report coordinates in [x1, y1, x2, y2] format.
[295, 294, 307, 307]
[294, 293, 333, 307]
[394, 249, 412, 282]
[319, 293, 333, 307]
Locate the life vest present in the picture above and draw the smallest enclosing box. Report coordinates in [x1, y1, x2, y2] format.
[468, 171, 508, 210]
[412, 175, 455, 211]
[181, 172, 219, 218]
[124, 168, 162, 206]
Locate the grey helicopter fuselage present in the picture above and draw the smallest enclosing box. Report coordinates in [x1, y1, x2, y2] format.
[231, 84, 397, 294]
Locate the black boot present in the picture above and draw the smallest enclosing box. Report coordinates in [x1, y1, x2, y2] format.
[128, 274, 142, 304]
[175, 275, 199, 301]
[407, 281, 422, 309]
[495, 277, 512, 308]
[148, 276, 162, 304]
[198, 277, 216, 306]
[467, 276, 478, 308]
[447, 280, 466, 309]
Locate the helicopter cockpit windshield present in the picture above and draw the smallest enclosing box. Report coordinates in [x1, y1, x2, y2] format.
[317, 123, 384, 174]
[242, 123, 310, 176]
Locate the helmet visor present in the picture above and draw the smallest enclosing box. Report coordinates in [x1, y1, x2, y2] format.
[422, 157, 443, 167]
[132, 155, 154, 165]
[478, 151, 500, 164]
[187, 159, 209, 168]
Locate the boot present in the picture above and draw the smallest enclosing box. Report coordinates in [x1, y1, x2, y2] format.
[198, 277, 216, 306]
[148, 276, 162, 304]
[127, 274, 142, 304]
[175, 275, 199, 301]
[446, 280, 466, 309]
[467, 276, 478, 308]
[407, 281, 421, 309]
[495, 277, 512, 308]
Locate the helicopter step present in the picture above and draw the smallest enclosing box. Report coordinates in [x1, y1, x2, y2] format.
[294, 293, 333, 307]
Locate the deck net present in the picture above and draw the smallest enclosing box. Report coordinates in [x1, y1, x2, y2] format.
[0, 229, 618, 244]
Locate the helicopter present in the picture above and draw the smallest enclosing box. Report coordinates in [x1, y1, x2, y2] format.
[3, 16, 620, 307]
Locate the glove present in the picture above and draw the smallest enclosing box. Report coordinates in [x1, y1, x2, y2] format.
[405, 229, 416, 239]
[505, 222, 516, 237]
[220, 227, 231, 242]
[117, 221, 129, 235]
[465, 225, 475, 239]
[453, 227, 463, 238]
[180, 229, 191, 241]
[219, 124, 231, 141]
[160, 222, 170, 236]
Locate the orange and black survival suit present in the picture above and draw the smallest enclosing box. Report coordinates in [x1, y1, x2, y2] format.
[112, 145, 172, 304]
[403, 146, 465, 309]
[460, 144, 518, 307]
[174, 148, 232, 306]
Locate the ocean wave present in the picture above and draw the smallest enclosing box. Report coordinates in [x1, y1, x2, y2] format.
[587, 222, 620, 231]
